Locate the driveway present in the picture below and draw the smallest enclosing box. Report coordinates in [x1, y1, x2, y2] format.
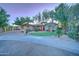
[0, 31, 79, 56]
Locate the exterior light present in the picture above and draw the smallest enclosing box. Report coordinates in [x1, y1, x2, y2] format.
[53, 20, 59, 24]
[47, 18, 52, 23]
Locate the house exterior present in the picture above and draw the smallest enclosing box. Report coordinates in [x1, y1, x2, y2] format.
[21, 22, 45, 33]
[15, 18, 59, 33]
[20, 18, 59, 33]
[45, 22, 57, 32]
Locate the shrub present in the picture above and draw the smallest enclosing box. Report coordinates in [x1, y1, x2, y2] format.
[68, 31, 79, 41]
[56, 27, 63, 37]
[34, 27, 40, 31]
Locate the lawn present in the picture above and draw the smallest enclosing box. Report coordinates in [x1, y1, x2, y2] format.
[30, 31, 57, 36]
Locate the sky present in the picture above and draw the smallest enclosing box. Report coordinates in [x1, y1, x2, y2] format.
[0, 3, 59, 25]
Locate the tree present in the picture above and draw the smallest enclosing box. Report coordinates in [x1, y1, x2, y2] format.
[0, 7, 10, 31]
[54, 3, 69, 34]
[14, 16, 32, 26]
[67, 4, 79, 40]
[49, 10, 54, 19]
[33, 15, 38, 21]
[42, 9, 50, 22]
[37, 12, 41, 22]
[71, 4, 79, 18]
[14, 17, 21, 25]
[25, 16, 33, 23]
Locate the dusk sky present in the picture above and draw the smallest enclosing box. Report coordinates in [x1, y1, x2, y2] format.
[0, 3, 59, 25]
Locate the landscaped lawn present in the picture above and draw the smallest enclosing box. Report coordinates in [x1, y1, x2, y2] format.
[31, 31, 57, 36]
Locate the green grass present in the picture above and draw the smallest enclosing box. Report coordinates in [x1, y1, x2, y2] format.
[31, 31, 57, 36]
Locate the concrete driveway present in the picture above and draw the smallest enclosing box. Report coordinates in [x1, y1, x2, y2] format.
[0, 31, 79, 56]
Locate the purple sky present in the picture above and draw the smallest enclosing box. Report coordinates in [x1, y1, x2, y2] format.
[0, 3, 59, 24]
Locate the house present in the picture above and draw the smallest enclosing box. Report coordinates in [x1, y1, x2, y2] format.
[20, 18, 59, 33]
[44, 19, 59, 32]
[45, 22, 57, 32]
[21, 22, 45, 33]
